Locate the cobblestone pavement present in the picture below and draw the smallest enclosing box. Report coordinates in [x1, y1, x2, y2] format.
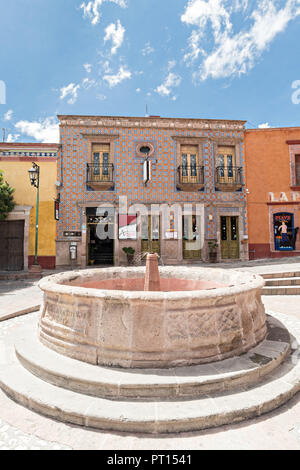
[0, 314, 70, 450]
[0, 265, 300, 449]
[0, 305, 299, 450]
[0, 280, 42, 321]
[0, 419, 71, 450]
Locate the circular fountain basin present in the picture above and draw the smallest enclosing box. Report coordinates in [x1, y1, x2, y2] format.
[38, 267, 267, 368]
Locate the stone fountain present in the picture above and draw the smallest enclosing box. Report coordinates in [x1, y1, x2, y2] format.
[0, 254, 299, 434]
[38, 254, 266, 369]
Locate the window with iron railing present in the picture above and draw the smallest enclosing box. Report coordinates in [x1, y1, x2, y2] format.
[92, 144, 110, 178]
[216, 146, 242, 185]
[179, 145, 203, 185]
[215, 166, 242, 185]
[87, 163, 114, 183]
[178, 165, 204, 184]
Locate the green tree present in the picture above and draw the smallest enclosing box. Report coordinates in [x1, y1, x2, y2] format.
[0, 171, 15, 220]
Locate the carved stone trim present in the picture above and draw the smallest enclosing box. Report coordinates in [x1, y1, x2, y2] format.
[59, 115, 246, 132]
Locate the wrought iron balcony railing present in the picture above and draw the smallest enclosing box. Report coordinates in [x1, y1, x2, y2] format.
[177, 165, 204, 185]
[87, 163, 114, 183]
[215, 166, 243, 185]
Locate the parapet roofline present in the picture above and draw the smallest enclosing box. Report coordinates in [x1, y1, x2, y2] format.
[57, 114, 247, 126]
[246, 126, 300, 132]
[0, 143, 60, 148]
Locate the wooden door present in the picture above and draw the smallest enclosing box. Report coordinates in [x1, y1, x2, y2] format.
[220, 216, 239, 259]
[0, 220, 24, 271]
[141, 215, 160, 255]
[182, 215, 201, 259]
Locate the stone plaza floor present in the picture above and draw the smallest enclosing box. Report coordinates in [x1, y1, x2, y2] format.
[0, 259, 299, 450]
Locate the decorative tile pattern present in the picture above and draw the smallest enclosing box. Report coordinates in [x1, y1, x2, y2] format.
[57, 120, 247, 241]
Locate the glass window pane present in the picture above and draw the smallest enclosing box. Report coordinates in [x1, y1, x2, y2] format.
[102, 152, 109, 175]
[152, 216, 160, 240]
[221, 217, 227, 241]
[93, 152, 100, 175]
[141, 215, 148, 240]
[190, 154, 197, 176]
[231, 217, 237, 240]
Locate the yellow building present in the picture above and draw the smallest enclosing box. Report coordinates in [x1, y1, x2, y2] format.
[0, 143, 60, 270]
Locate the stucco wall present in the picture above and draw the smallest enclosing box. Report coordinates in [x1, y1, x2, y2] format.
[0, 160, 57, 260]
[245, 128, 300, 258]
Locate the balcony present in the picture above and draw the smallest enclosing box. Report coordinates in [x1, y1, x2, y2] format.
[215, 166, 243, 191]
[87, 163, 114, 191]
[177, 165, 204, 191]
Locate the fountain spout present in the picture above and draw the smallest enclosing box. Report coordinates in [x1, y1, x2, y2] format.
[144, 253, 161, 291]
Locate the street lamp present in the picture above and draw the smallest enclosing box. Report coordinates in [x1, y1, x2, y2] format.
[28, 162, 40, 268]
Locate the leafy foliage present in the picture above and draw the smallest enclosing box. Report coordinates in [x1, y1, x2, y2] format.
[122, 246, 135, 255]
[0, 171, 15, 220]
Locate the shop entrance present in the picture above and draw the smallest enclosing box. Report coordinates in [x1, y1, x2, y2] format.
[273, 212, 295, 251]
[220, 216, 240, 259]
[87, 209, 114, 265]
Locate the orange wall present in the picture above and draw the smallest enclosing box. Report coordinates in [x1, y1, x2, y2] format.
[245, 127, 300, 247]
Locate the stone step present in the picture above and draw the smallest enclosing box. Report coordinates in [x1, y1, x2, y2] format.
[14, 316, 290, 400]
[0, 332, 299, 434]
[262, 286, 300, 295]
[265, 277, 300, 287]
[261, 272, 300, 280]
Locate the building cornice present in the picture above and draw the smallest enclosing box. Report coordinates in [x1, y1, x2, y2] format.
[58, 115, 246, 132]
[0, 143, 60, 149]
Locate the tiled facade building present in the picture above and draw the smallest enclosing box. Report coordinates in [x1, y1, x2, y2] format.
[56, 114, 249, 267]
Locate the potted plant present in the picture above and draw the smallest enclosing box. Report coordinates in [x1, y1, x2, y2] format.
[122, 247, 135, 265]
[208, 241, 218, 263]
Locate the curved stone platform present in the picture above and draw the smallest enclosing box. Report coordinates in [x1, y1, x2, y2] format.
[0, 313, 299, 434]
[15, 316, 290, 400]
[38, 267, 267, 368]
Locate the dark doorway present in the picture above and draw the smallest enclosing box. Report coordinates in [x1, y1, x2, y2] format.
[88, 225, 114, 265]
[0, 220, 24, 271]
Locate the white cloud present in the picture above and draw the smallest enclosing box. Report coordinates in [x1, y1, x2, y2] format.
[155, 72, 182, 97]
[4, 109, 13, 121]
[104, 20, 125, 55]
[167, 60, 176, 71]
[60, 83, 80, 104]
[258, 122, 271, 128]
[82, 77, 97, 89]
[80, 0, 127, 25]
[96, 93, 107, 100]
[141, 42, 154, 56]
[15, 117, 59, 143]
[7, 133, 20, 143]
[103, 65, 131, 87]
[136, 88, 141, 93]
[182, 0, 300, 80]
[83, 63, 92, 73]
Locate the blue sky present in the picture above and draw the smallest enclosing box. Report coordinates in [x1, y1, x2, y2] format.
[1, 0, 300, 142]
